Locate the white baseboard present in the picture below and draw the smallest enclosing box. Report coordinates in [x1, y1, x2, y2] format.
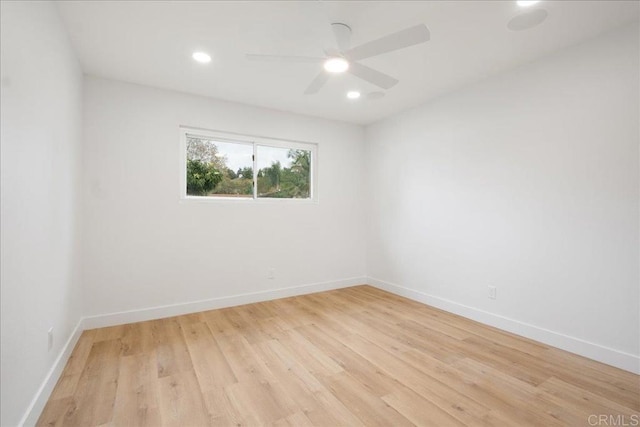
[20, 318, 84, 427]
[367, 277, 640, 375]
[23, 275, 634, 427]
[83, 276, 366, 330]
[19, 276, 365, 425]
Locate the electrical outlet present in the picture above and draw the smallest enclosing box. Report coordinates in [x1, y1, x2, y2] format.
[488, 286, 497, 300]
[268, 268, 275, 280]
[47, 327, 53, 351]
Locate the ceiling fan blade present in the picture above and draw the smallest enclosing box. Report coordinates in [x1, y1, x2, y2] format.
[323, 47, 340, 57]
[331, 23, 352, 52]
[246, 54, 325, 63]
[344, 24, 430, 61]
[348, 62, 398, 90]
[304, 71, 330, 95]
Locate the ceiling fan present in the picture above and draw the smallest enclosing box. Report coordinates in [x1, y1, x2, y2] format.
[246, 23, 430, 95]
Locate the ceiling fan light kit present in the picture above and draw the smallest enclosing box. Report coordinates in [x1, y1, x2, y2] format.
[246, 22, 430, 95]
[324, 57, 349, 73]
[192, 51, 211, 63]
[517, 0, 541, 7]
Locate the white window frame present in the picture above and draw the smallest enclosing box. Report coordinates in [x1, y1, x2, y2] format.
[179, 126, 318, 203]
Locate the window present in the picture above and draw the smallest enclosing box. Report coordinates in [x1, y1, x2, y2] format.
[180, 127, 317, 201]
[256, 145, 311, 199]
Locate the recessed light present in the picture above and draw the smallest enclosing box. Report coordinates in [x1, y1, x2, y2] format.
[347, 91, 361, 100]
[367, 91, 385, 100]
[192, 51, 211, 63]
[517, 0, 540, 7]
[324, 57, 349, 73]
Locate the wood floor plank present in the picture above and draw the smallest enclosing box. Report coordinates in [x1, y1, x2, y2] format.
[37, 285, 640, 426]
[181, 322, 237, 391]
[381, 385, 467, 427]
[350, 309, 467, 363]
[323, 371, 414, 427]
[280, 328, 344, 376]
[451, 357, 588, 426]
[111, 352, 161, 427]
[353, 286, 551, 355]
[541, 358, 640, 411]
[152, 317, 194, 378]
[457, 335, 553, 386]
[47, 330, 97, 401]
[157, 370, 210, 426]
[272, 410, 315, 427]
[200, 386, 244, 427]
[201, 308, 237, 336]
[250, 338, 362, 427]
[59, 339, 121, 426]
[63, 330, 97, 376]
[119, 323, 145, 357]
[538, 376, 640, 418]
[35, 397, 76, 427]
[296, 324, 402, 397]
[92, 325, 126, 343]
[212, 333, 278, 384]
[344, 332, 492, 425]
[250, 339, 329, 412]
[224, 380, 292, 425]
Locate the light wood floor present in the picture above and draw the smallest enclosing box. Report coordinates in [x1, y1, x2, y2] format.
[38, 285, 639, 426]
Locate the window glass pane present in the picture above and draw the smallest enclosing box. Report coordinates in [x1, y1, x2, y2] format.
[256, 145, 311, 199]
[186, 136, 253, 198]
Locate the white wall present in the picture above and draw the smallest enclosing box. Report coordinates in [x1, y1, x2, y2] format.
[0, 2, 84, 426]
[82, 77, 366, 318]
[2, 8, 637, 425]
[365, 23, 639, 371]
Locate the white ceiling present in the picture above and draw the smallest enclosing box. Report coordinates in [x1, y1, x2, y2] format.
[57, 1, 639, 125]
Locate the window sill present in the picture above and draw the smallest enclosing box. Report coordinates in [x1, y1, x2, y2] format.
[179, 196, 318, 204]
